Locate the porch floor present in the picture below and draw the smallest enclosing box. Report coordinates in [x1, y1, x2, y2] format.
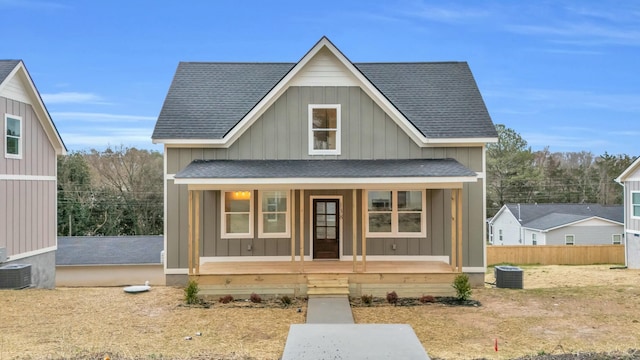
[197, 260, 455, 275]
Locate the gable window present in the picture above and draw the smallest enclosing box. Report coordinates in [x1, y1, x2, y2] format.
[309, 104, 340, 155]
[258, 190, 290, 238]
[565, 234, 575, 245]
[532, 233, 537, 246]
[221, 191, 253, 238]
[612, 234, 622, 245]
[5, 115, 22, 158]
[366, 190, 425, 237]
[499, 229, 503, 242]
[632, 192, 640, 218]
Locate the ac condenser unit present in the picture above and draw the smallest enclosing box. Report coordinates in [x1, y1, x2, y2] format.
[494, 265, 523, 289]
[0, 263, 32, 289]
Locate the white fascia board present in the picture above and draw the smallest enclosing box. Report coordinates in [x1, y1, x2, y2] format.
[488, 205, 509, 225]
[423, 137, 499, 146]
[2, 62, 66, 155]
[616, 156, 640, 183]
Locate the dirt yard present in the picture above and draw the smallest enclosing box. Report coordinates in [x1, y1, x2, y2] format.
[1, 265, 639, 360]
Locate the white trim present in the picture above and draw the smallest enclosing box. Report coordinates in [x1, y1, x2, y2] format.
[631, 191, 640, 219]
[310, 195, 344, 260]
[482, 145, 487, 270]
[462, 266, 486, 273]
[627, 229, 640, 235]
[176, 176, 475, 186]
[221, 190, 255, 239]
[163, 146, 169, 273]
[616, 156, 640, 183]
[612, 233, 623, 245]
[165, 268, 189, 275]
[364, 190, 427, 238]
[0, 174, 57, 181]
[257, 190, 291, 238]
[4, 114, 22, 159]
[166, 173, 175, 180]
[308, 104, 341, 155]
[4, 245, 56, 261]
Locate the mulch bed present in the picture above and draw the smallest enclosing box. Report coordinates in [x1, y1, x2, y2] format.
[349, 295, 482, 307]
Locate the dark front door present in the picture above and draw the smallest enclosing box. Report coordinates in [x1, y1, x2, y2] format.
[313, 199, 340, 259]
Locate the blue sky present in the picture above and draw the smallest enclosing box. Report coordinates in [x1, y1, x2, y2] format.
[2, 0, 638, 156]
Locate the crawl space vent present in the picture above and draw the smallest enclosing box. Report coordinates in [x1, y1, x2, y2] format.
[0, 263, 31, 289]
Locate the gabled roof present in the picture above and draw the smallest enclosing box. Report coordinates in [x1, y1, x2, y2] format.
[56, 236, 163, 265]
[0, 60, 66, 155]
[501, 203, 623, 230]
[153, 37, 497, 146]
[616, 156, 640, 183]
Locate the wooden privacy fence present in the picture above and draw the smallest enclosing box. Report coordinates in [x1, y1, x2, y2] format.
[487, 245, 625, 266]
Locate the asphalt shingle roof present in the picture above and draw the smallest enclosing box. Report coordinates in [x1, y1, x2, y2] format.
[152, 60, 497, 140]
[0, 60, 20, 83]
[56, 236, 163, 265]
[175, 159, 477, 179]
[505, 203, 623, 230]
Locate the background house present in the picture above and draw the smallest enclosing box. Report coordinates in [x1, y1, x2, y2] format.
[616, 157, 640, 269]
[56, 236, 164, 286]
[488, 203, 623, 246]
[0, 60, 66, 288]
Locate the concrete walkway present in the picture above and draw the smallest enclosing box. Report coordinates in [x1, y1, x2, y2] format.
[281, 296, 431, 359]
[306, 296, 354, 324]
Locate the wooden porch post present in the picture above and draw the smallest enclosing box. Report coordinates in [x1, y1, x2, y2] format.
[291, 189, 296, 263]
[194, 190, 200, 275]
[450, 190, 457, 272]
[361, 188, 367, 272]
[457, 188, 463, 273]
[352, 189, 357, 272]
[299, 189, 305, 271]
[187, 190, 193, 275]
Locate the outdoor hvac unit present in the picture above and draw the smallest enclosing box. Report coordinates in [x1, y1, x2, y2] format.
[0, 263, 31, 289]
[494, 266, 523, 289]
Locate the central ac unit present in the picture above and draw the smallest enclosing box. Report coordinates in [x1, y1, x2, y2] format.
[0, 263, 32, 289]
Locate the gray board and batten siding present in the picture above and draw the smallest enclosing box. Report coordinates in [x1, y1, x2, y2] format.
[0, 95, 57, 257]
[164, 86, 486, 270]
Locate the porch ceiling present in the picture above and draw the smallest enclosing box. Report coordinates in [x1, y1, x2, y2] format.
[173, 158, 477, 188]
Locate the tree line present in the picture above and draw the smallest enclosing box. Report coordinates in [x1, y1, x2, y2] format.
[486, 124, 634, 217]
[57, 146, 163, 236]
[57, 126, 636, 235]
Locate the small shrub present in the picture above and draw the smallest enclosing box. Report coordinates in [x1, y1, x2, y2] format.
[361, 294, 373, 306]
[452, 273, 472, 301]
[184, 279, 200, 305]
[419, 295, 436, 303]
[280, 295, 292, 306]
[386, 291, 398, 305]
[218, 295, 234, 304]
[249, 293, 262, 304]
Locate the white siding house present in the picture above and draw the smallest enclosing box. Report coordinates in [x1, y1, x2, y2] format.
[616, 157, 640, 269]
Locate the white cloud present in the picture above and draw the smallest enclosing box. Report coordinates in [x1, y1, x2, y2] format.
[61, 127, 159, 151]
[41, 92, 107, 104]
[52, 112, 156, 122]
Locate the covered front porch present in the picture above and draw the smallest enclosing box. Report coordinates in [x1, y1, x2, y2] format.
[175, 159, 475, 297]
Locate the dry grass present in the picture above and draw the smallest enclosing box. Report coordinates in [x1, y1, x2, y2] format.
[1, 265, 639, 360]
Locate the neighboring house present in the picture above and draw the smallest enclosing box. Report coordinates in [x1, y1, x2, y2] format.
[488, 203, 623, 246]
[0, 60, 66, 288]
[56, 236, 165, 286]
[616, 157, 640, 269]
[151, 37, 498, 296]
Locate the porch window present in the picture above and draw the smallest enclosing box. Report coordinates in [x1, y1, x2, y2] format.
[612, 234, 622, 245]
[222, 191, 253, 238]
[309, 104, 340, 155]
[258, 190, 290, 238]
[565, 234, 575, 245]
[366, 190, 426, 237]
[633, 192, 640, 218]
[5, 115, 22, 158]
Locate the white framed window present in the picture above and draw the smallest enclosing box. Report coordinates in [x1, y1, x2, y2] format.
[532, 233, 537, 246]
[499, 229, 503, 242]
[221, 191, 253, 238]
[365, 190, 426, 237]
[612, 234, 622, 245]
[5, 114, 22, 159]
[258, 190, 290, 238]
[632, 192, 640, 218]
[309, 104, 340, 155]
[565, 234, 575, 245]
